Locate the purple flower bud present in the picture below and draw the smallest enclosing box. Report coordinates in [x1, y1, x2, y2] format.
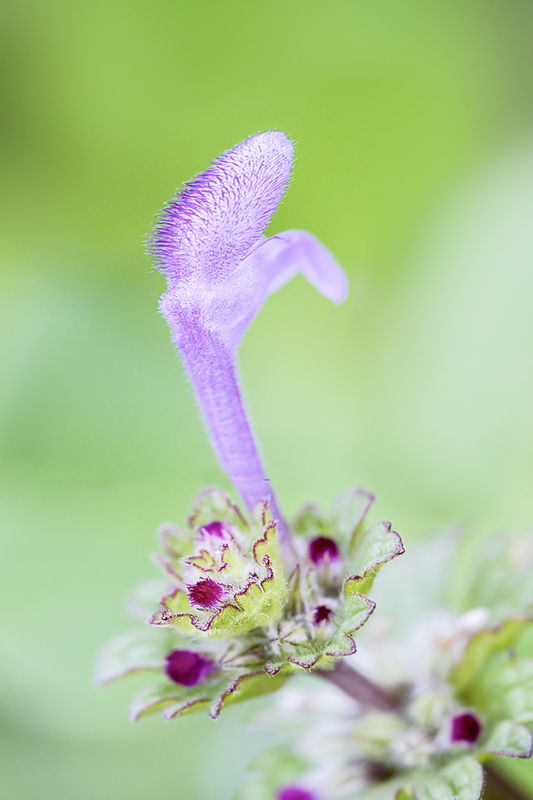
[308, 536, 340, 565]
[187, 578, 224, 608]
[313, 605, 334, 625]
[451, 712, 481, 743]
[277, 787, 319, 800]
[196, 520, 234, 549]
[165, 649, 213, 686]
[202, 521, 226, 538]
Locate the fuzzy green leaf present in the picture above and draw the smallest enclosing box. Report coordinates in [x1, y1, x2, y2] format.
[265, 593, 374, 674]
[235, 746, 309, 800]
[157, 522, 194, 559]
[450, 618, 532, 694]
[253, 523, 287, 587]
[480, 720, 533, 758]
[188, 487, 248, 531]
[292, 503, 330, 539]
[95, 627, 171, 685]
[330, 487, 374, 546]
[345, 520, 404, 595]
[331, 592, 376, 645]
[501, 660, 533, 723]
[466, 653, 533, 723]
[212, 581, 286, 638]
[151, 588, 198, 635]
[214, 670, 287, 716]
[264, 648, 330, 675]
[129, 682, 211, 720]
[414, 757, 483, 800]
[129, 664, 283, 721]
[462, 532, 533, 622]
[127, 577, 173, 622]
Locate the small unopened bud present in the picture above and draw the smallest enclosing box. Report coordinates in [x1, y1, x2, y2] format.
[308, 536, 340, 565]
[165, 650, 213, 686]
[451, 712, 481, 743]
[313, 605, 334, 625]
[187, 578, 224, 608]
[202, 521, 226, 537]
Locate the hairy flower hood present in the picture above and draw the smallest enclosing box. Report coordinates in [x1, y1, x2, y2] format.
[151, 131, 348, 354]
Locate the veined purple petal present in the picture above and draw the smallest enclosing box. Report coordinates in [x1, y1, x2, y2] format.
[150, 132, 349, 562]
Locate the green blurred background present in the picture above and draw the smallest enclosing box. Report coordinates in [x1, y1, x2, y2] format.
[2, 0, 533, 797]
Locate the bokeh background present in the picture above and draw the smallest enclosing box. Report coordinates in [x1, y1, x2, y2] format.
[2, 1, 533, 798]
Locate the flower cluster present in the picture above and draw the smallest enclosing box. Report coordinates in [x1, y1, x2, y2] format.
[97, 131, 403, 719]
[237, 532, 533, 800]
[96, 485, 403, 719]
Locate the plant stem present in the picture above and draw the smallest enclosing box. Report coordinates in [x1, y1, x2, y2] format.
[317, 660, 403, 711]
[483, 764, 533, 800]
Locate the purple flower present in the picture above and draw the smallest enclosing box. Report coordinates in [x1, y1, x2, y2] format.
[151, 132, 348, 560]
[451, 712, 482, 743]
[165, 649, 213, 686]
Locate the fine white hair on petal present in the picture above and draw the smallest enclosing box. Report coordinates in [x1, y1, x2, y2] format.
[151, 131, 294, 281]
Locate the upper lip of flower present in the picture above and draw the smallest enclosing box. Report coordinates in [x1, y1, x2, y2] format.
[149, 131, 349, 569]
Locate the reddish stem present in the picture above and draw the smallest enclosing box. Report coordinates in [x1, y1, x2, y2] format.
[317, 660, 403, 711]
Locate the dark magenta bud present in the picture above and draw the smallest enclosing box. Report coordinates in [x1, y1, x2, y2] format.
[308, 536, 340, 564]
[187, 577, 224, 608]
[313, 605, 333, 624]
[165, 650, 213, 686]
[197, 520, 234, 549]
[451, 712, 481, 743]
[277, 787, 318, 800]
[202, 521, 226, 537]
